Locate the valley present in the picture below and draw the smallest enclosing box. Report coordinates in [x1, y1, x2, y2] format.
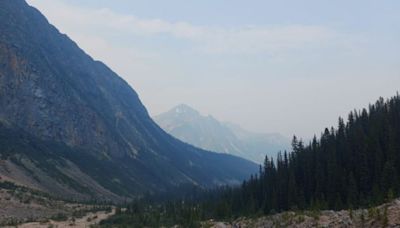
[0, 0, 399, 227]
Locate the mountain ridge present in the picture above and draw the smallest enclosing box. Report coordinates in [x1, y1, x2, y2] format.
[0, 0, 257, 200]
[154, 104, 290, 163]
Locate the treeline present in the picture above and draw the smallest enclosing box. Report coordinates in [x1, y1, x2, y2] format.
[101, 93, 400, 227]
[244, 93, 400, 213]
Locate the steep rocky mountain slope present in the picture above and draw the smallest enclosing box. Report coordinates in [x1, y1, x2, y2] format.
[0, 0, 257, 200]
[154, 104, 290, 163]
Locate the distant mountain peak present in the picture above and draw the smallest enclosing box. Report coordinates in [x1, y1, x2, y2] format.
[173, 104, 200, 116]
[154, 105, 290, 163]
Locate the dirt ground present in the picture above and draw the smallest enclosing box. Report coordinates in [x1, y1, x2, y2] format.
[5, 209, 115, 228]
[0, 186, 115, 227]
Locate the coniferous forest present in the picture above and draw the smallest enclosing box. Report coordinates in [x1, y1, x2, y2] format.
[101, 94, 400, 227]
[2, 1, 400, 227]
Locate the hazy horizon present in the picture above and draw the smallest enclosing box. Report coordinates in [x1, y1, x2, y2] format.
[27, 0, 400, 139]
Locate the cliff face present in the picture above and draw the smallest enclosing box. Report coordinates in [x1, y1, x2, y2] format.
[0, 0, 257, 200]
[0, 0, 147, 157]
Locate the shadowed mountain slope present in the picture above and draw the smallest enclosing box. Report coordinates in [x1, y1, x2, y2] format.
[0, 0, 257, 200]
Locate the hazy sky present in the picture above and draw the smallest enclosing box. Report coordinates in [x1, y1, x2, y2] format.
[27, 0, 400, 139]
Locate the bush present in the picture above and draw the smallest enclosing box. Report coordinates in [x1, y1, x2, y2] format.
[51, 213, 68, 221]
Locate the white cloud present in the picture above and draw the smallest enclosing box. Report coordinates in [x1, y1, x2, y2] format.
[27, 0, 345, 55]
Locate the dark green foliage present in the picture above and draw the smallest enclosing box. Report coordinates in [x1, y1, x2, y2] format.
[100, 202, 203, 228]
[102, 94, 400, 227]
[50, 213, 68, 222]
[221, 94, 400, 213]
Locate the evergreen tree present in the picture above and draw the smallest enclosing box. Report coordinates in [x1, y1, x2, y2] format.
[102, 94, 400, 227]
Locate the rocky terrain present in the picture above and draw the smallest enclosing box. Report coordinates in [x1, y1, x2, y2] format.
[5, 209, 115, 228]
[0, 181, 113, 227]
[206, 198, 400, 228]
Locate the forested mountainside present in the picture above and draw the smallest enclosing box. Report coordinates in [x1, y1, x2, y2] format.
[102, 94, 400, 226]
[154, 104, 289, 163]
[0, 0, 257, 200]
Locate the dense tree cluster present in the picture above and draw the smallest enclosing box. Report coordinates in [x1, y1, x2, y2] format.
[216, 94, 400, 216]
[101, 94, 400, 227]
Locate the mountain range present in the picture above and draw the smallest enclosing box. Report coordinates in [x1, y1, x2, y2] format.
[154, 104, 290, 163]
[0, 0, 257, 201]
